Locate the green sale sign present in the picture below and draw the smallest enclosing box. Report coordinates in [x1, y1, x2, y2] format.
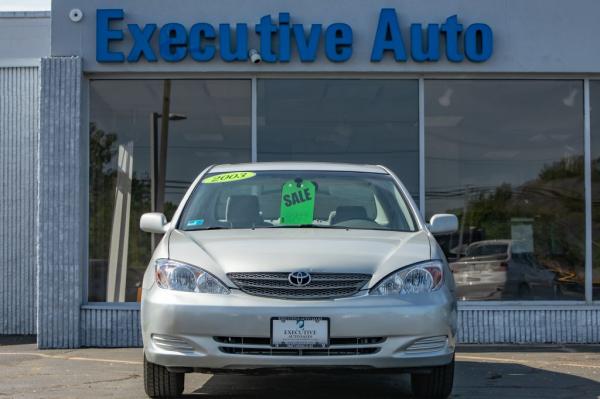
[280, 179, 316, 225]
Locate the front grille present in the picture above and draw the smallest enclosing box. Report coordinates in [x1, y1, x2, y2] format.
[215, 336, 385, 357]
[227, 272, 371, 299]
[214, 336, 386, 346]
[219, 347, 380, 356]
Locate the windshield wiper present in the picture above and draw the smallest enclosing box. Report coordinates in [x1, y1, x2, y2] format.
[265, 224, 348, 229]
[185, 225, 351, 231]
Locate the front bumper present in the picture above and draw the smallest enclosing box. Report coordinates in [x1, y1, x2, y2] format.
[142, 286, 457, 371]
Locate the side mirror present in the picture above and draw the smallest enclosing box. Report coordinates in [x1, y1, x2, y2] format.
[429, 214, 458, 235]
[140, 213, 168, 234]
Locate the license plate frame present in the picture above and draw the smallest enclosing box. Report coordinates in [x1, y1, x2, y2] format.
[270, 317, 330, 349]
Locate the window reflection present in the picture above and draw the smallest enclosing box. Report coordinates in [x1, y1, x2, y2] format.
[590, 80, 600, 299]
[425, 80, 585, 300]
[88, 80, 251, 302]
[257, 79, 420, 201]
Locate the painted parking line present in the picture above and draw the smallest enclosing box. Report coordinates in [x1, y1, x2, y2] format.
[456, 354, 600, 369]
[0, 351, 142, 365]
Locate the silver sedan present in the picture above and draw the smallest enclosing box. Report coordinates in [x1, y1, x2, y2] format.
[140, 162, 458, 398]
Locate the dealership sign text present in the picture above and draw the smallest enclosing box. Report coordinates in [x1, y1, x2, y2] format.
[96, 9, 493, 64]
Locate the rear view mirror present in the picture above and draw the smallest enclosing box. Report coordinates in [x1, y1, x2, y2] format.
[140, 213, 169, 234]
[428, 214, 458, 235]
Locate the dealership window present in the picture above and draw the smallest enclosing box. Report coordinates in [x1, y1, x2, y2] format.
[425, 80, 585, 301]
[591, 80, 600, 299]
[88, 80, 251, 302]
[257, 79, 420, 200]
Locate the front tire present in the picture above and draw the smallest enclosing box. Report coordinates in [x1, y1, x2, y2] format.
[410, 357, 454, 399]
[144, 355, 185, 398]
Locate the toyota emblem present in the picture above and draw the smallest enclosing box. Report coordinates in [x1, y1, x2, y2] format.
[288, 271, 311, 287]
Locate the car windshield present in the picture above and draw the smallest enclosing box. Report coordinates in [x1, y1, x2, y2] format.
[466, 244, 509, 257]
[178, 170, 417, 232]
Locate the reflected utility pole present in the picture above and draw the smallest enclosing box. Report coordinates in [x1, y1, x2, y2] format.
[149, 80, 187, 250]
[156, 79, 172, 214]
[457, 185, 470, 257]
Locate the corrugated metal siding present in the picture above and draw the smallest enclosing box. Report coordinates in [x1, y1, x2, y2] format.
[458, 306, 600, 344]
[37, 57, 82, 348]
[80, 307, 143, 347]
[0, 66, 39, 335]
[79, 305, 600, 348]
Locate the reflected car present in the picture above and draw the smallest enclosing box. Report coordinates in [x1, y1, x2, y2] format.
[140, 162, 458, 399]
[450, 239, 557, 300]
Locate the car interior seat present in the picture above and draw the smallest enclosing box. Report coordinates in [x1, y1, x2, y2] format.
[331, 205, 369, 225]
[226, 195, 269, 228]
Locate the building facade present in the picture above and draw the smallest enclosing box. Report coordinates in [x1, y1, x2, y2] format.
[2, 0, 600, 348]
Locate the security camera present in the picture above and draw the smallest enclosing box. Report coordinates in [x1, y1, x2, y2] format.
[69, 8, 83, 22]
[249, 49, 262, 64]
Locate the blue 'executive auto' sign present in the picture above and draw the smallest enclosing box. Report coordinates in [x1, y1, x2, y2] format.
[96, 8, 493, 64]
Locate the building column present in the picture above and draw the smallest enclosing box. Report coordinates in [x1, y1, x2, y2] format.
[37, 57, 83, 348]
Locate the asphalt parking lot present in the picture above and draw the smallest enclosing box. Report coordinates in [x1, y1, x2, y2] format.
[0, 337, 599, 398]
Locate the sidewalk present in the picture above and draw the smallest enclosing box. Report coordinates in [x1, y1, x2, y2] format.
[1, 339, 599, 398]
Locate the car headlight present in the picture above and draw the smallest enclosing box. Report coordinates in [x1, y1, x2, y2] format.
[155, 259, 230, 294]
[370, 260, 444, 296]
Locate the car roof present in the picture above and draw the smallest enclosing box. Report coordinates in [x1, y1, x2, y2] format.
[208, 162, 389, 174]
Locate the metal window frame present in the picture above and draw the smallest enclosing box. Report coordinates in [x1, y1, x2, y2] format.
[81, 73, 598, 307]
[584, 79, 593, 303]
[252, 77, 258, 162]
[418, 77, 425, 216]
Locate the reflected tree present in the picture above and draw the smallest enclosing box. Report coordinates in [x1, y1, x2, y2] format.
[443, 155, 585, 296]
[89, 123, 116, 301]
[88, 123, 152, 302]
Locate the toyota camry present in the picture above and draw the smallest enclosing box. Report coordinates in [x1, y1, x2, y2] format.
[140, 162, 458, 398]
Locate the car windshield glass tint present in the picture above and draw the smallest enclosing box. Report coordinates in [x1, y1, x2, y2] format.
[178, 171, 417, 232]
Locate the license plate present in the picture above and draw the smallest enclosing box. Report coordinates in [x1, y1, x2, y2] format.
[271, 317, 329, 349]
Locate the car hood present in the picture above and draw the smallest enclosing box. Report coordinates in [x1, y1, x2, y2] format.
[168, 228, 432, 288]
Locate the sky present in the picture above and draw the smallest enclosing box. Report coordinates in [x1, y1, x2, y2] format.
[0, 0, 50, 11]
